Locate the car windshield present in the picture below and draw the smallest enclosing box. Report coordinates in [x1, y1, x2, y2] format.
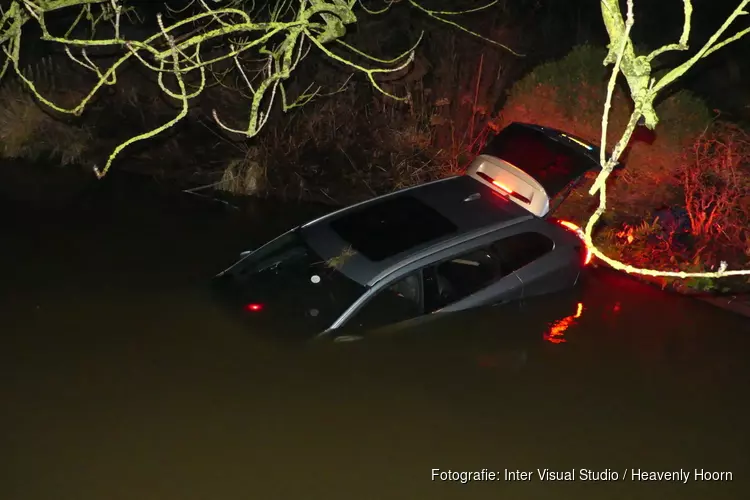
[225, 230, 367, 330]
[237, 231, 311, 275]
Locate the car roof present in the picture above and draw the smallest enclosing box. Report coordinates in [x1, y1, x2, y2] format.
[300, 176, 533, 287]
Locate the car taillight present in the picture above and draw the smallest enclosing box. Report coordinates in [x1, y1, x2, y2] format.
[477, 171, 532, 204]
[492, 179, 513, 194]
[245, 303, 264, 312]
[554, 219, 593, 266]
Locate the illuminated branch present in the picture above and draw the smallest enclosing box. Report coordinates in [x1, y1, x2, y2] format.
[407, 0, 524, 56]
[652, 1, 750, 94]
[585, 0, 750, 280]
[645, 0, 692, 61]
[309, 33, 415, 100]
[0, 0, 521, 178]
[94, 12, 196, 178]
[356, 0, 395, 16]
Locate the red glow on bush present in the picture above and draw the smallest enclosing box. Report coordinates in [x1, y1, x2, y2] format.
[245, 303, 264, 312]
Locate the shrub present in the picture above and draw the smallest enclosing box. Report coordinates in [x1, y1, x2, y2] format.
[500, 45, 633, 148]
[592, 120, 750, 292]
[0, 59, 92, 166]
[501, 44, 713, 216]
[677, 122, 750, 264]
[218, 149, 267, 196]
[501, 45, 750, 291]
[212, 25, 526, 204]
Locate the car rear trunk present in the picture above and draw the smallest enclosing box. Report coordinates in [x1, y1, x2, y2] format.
[466, 123, 603, 217]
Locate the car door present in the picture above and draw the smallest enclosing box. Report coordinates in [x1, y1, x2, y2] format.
[329, 271, 426, 339]
[491, 230, 570, 298]
[421, 244, 524, 314]
[324, 232, 551, 338]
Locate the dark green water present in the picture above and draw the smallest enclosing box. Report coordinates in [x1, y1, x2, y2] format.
[1, 180, 749, 500]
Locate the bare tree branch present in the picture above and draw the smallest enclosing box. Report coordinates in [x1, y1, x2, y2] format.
[586, 0, 750, 279]
[0, 0, 518, 177]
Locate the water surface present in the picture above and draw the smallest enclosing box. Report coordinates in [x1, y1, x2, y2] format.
[1, 180, 748, 499]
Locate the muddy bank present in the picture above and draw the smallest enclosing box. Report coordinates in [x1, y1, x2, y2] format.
[697, 294, 750, 317]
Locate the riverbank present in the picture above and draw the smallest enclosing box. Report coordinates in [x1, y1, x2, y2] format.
[695, 294, 750, 318]
[591, 264, 750, 319]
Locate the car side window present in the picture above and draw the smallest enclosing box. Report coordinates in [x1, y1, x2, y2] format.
[423, 247, 505, 312]
[350, 273, 423, 330]
[422, 233, 554, 313]
[491, 232, 554, 272]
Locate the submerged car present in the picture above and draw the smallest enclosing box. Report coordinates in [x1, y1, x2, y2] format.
[213, 123, 608, 340]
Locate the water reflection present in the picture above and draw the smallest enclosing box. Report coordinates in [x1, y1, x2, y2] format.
[544, 301, 584, 344]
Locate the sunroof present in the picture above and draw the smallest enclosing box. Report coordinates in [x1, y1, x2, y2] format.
[330, 195, 458, 261]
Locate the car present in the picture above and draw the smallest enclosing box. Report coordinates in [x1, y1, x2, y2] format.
[212, 122, 606, 340]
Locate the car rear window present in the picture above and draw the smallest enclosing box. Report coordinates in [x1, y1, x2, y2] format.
[482, 124, 593, 196]
[330, 195, 458, 261]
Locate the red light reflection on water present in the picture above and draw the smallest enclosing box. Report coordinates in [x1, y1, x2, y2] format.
[544, 302, 584, 344]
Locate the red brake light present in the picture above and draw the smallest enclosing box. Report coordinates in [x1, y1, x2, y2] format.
[477, 172, 532, 204]
[245, 303, 264, 312]
[492, 179, 513, 194]
[555, 219, 593, 266]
